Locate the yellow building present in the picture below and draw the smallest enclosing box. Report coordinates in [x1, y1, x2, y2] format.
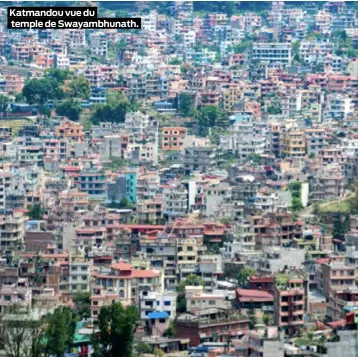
[280, 130, 306, 158]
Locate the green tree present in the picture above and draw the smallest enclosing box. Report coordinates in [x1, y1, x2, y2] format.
[237, 267, 256, 287]
[45, 68, 71, 84]
[63, 76, 90, 99]
[56, 100, 82, 121]
[163, 320, 176, 338]
[178, 274, 203, 293]
[73, 292, 91, 319]
[245, 153, 262, 166]
[0, 306, 46, 357]
[291, 197, 304, 213]
[22, 78, 63, 105]
[177, 274, 203, 313]
[179, 93, 195, 117]
[28, 204, 44, 220]
[233, 39, 253, 54]
[92, 301, 138, 357]
[0, 94, 10, 117]
[91, 91, 130, 125]
[262, 312, 272, 326]
[196, 105, 225, 132]
[266, 102, 282, 114]
[332, 214, 348, 240]
[248, 302, 257, 329]
[44, 306, 78, 357]
[135, 342, 152, 356]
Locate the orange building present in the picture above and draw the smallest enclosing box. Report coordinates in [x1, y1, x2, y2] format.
[161, 127, 187, 151]
[55, 120, 85, 142]
[4, 75, 24, 93]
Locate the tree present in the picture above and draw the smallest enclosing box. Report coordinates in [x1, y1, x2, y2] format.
[332, 214, 348, 240]
[196, 105, 225, 133]
[63, 76, 90, 100]
[262, 312, 272, 326]
[45, 68, 71, 84]
[44, 306, 78, 357]
[73, 292, 91, 319]
[178, 274, 203, 293]
[154, 348, 165, 357]
[177, 274, 203, 313]
[22, 78, 63, 105]
[266, 102, 282, 114]
[0, 306, 46, 357]
[163, 320, 175, 338]
[248, 302, 257, 329]
[28, 204, 44, 220]
[0, 94, 10, 117]
[135, 342, 151, 356]
[56, 100, 82, 121]
[291, 197, 303, 213]
[92, 301, 138, 357]
[245, 153, 262, 166]
[179, 93, 195, 117]
[237, 267, 256, 287]
[91, 91, 130, 125]
[233, 39, 253, 54]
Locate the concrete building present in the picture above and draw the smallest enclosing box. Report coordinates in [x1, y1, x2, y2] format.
[69, 258, 92, 294]
[273, 272, 306, 333]
[162, 127, 187, 151]
[252, 43, 291, 65]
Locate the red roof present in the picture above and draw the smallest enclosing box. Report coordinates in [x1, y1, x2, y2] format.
[328, 319, 346, 327]
[249, 276, 274, 283]
[236, 288, 274, 303]
[111, 262, 132, 271]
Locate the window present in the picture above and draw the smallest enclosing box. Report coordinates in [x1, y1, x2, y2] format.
[164, 301, 171, 306]
[209, 300, 216, 305]
[93, 301, 99, 306]
[159, 319, 166, 323]
[119, 290, 125, 298]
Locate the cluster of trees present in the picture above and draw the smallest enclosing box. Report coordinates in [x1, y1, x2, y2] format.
[288, 181, 303, 212]
[93, 302, 138, 357]
[2, 301, 138, 357]
[90, 91, 140, 125]
[178, 93, 227, 135]
[21, 69, 91, 120]
[28, 204, 44, 220]
[331, 30, 357, 58]
[177, 274, 203, 313]
[1, 305, 77, 357]
[332, 214, 350, 240]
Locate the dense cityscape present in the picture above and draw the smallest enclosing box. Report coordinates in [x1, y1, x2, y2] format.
[0, 1, 357, 356]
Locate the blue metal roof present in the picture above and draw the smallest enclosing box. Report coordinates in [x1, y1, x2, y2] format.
[148, 311, 169, 319]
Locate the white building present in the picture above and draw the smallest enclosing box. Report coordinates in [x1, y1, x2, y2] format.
[139, 290, 177, 321]
[90, 32, 108, 57]
[69, 259, 92, 293]
[252, 42, 292, 65]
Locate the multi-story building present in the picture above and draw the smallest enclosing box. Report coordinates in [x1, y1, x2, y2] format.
[92, 262, 162, 316]
[0, 210, 28, 251]
[273, 272, 306, 333]
[280, 130, 306, 158]
[182, 145, 217, 174]
[176, 238, 198, 280]
[163, 183, 188, 220]
[72, 168, 106, 200]
[89, 32, 107, 57]
[321, 259, 358, 298]
[161, 127, 187, 151]
[69, 257, 92, 294]
[252, 43, 291, 65]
